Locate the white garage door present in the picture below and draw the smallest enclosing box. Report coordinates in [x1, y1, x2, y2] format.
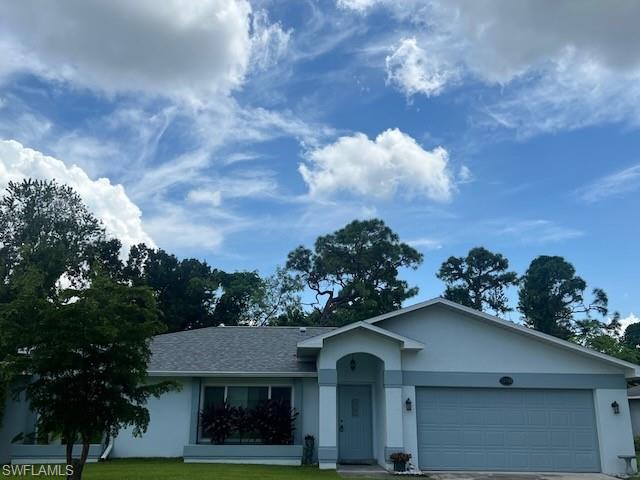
[416, 388, 600, 472]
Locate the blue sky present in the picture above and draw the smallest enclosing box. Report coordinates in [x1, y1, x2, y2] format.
[0, 0, 639, 325]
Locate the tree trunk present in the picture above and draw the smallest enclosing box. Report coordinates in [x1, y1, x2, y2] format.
[67, 440, 90, 480]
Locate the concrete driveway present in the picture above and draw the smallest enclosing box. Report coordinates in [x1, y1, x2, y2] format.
[425, 473, 615, 480]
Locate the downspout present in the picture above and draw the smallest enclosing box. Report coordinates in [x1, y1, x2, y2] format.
[99, 437, 114, 461]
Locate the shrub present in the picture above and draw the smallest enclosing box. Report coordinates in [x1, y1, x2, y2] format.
[635, 435, 640, 452]
[200, 399, 299, 445]
[200, 402, 236, 444]
[232, 406, 254, 442]
[253, 399, 299, 445]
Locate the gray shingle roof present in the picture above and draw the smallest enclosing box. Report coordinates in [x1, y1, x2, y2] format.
[148, 326, 335, 375]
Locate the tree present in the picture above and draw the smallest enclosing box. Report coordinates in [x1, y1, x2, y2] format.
[123, 244, 291, 329]
[0, 270, 177, 480]
[623, 321, 640, 349]
[436, 247, 518, 315]
[286, 219, 423, 326]
[0, 179, 106, 298]
[518, 256, 608, 340]
[124, 245, 221, 331]
[213, 271, 265, 326]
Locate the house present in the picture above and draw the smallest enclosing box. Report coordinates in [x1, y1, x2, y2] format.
[1, 297, 638, 475]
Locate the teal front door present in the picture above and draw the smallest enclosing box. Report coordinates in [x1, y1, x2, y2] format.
[338, 385, 373, 463]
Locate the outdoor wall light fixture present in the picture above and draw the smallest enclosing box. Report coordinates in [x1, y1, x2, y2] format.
[611, 401, 620, 414]
[350, 356, 356, 371]
[405, 398, 412, 411]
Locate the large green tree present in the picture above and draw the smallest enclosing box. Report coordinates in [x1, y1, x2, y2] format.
[286, 219, 423, 326]
[437, 246, 518, 315]
[0, 270, 176, 480]
[0, 179, 106, 298]
[518, 256, 609, 340]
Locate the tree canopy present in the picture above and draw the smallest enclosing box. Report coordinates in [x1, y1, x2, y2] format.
[437, 246, 518, 315]
[286, 219, 423, 326]
[518, 256, 609, 340]
[623, 322, 640, 349]
[0, 179, 106, 298]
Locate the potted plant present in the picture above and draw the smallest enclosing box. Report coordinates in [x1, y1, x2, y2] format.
[389, 452, 411, 472]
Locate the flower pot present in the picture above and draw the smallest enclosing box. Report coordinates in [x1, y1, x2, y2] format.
[393, 460, 406, 472]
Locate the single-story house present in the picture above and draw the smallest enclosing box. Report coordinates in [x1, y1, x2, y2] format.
[1, 297, 638, 475]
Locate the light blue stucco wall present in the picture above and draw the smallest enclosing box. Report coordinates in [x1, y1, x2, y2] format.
[112, 377, 192, 458]
[377, 305, 624, 374]
[300, 377, 319, 462]
[0, 390, 31, 464]
[112, 375, 313, 460]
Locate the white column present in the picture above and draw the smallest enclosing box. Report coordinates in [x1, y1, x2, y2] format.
[318, 385, 337, 469]
[384, 386, 404, 463]
[593, 388, 636, 475]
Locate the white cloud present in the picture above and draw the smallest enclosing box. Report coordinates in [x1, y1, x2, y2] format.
[497, 219, 583, 244]
[0, 0, 290, 102]
[144, 210, 224, 251]
[385, 37, 459, 98]
[407, 238, 443, 250]
[620, 313, 639, 334]
[187, 189, 222, 208]
[185, 170, 278, 207]
[576, 163, 640, 203]
[336, 0, 381, 12]
[250, 10, 292, 72]
[0, 139, 154, 251]
[300, 128, 454, 202]
[458, 165, 473, 184]
[348, 0, 640, 132]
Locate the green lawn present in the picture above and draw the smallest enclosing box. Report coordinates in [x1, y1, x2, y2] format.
[3, 458, 345, 479]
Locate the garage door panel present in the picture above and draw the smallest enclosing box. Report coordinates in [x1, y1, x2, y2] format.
[416, 388, 600, 472]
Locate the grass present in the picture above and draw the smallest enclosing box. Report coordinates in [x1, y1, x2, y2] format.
[3, 458, 346, 479]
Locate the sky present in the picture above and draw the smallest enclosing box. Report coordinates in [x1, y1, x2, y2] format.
[0, 0, 638, 328]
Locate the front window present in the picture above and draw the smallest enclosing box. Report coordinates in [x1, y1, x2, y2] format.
[198, 385, 294, 444]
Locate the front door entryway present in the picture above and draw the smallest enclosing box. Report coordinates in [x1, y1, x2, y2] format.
[338, 385, 373, 464]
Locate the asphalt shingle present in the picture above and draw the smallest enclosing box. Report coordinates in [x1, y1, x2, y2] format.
[148, 326, 335, 374]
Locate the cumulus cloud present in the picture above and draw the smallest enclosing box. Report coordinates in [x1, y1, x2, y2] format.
[300, 128, 455, 202]
[0, 0, 289, 101]
[385, 37, 459, 98]
[0, 139, 154, 251]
